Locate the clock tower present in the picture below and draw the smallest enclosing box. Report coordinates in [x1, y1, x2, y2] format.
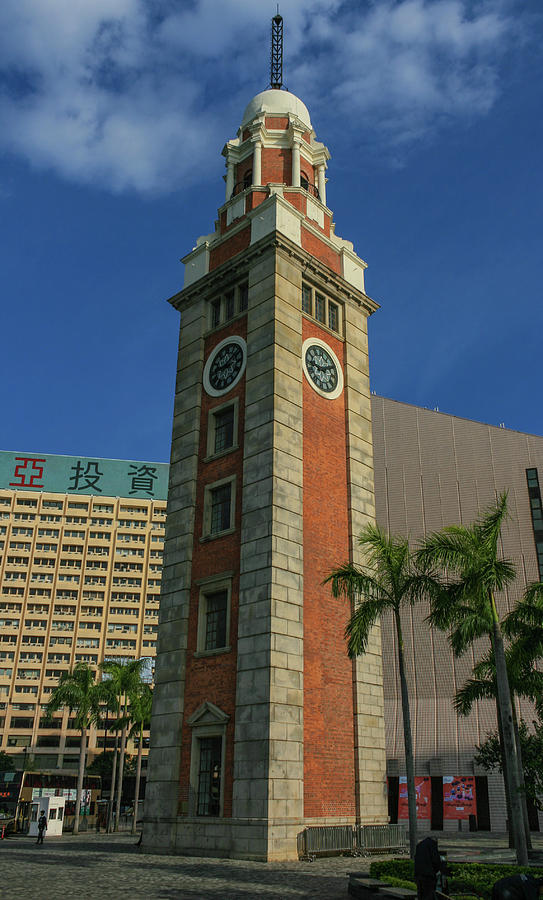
[144, 35, 388, 860]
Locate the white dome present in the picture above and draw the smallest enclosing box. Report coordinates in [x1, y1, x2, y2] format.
[241, 89, 312, 130]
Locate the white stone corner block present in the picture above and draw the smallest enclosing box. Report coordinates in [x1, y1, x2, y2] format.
[226, 194, 246, 226]
[250, 196, 301, 248]
[182, 242, 210, 288]
[306, 196, 324, 229]
[341, 247, 366, 293]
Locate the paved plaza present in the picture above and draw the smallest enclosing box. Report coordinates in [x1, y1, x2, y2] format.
[2, 831, 543, 899]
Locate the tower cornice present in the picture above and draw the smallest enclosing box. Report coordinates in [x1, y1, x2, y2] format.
[171, 229, 378, 318]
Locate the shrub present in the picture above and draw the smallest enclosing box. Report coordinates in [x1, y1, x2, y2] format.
[369, 859, 543, 900]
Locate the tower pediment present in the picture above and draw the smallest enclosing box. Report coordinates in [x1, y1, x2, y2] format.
[186, 701, 230, 728]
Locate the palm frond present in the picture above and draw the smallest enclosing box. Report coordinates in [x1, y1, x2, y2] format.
[476, 492, 508, 554]
[450, 613, 492, 656]
[325, 563, 389, 605]
[504, 584, 543, 635]
[417, 527, 476, 574]
[345, 596, 390, 658]
[454, 677, 495, 715]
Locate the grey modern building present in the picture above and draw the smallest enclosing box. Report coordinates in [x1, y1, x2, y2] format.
[372, 395, 543, 832]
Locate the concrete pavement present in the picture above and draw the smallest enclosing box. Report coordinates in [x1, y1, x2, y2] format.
[2, 831, 543, 899]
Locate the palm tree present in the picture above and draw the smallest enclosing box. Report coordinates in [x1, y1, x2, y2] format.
[122, 683, 153, 834]
[100, 658, 144, 832]
[503, 583, 543, 719]
[45, 662, 104, 835]
[325, 523, 436, 858]
[454, 649, 543, 849]
[417, 493, 528, 865]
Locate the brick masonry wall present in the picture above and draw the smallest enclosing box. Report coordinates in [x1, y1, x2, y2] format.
[265, 116, 289, 130]
[301, 226, 341, 275]
[178, 317, 248, 818]
[236, 157, 253, 187]
[261, 147, 293, 186]
[302, 317, 357, 818]
[209, 226, 251, 272]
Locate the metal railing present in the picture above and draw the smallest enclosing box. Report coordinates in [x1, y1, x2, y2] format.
[302, 181, 321, 200]
[230, 181, 321, 200]
[297, 823, 408, 860]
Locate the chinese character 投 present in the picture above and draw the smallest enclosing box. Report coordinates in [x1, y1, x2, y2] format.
[69, 461, 104, 492]
[9, 457, 46, 488]
[128, 464, 157, 496]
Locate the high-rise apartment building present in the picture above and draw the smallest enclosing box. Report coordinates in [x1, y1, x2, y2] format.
[0, 450, 168, 770]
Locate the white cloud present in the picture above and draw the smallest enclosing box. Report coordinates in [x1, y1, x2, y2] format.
[0, 0, 526, 193]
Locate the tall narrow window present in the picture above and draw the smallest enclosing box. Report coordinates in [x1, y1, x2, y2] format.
[197, 736, 222, 816]
[328, 301, 339, 332]
[224, 290, 235, 320]
[204, 590, 228, 650]
[210, 484, 232, 534]
[238, 283, 248, 312]
[211, 298, 221, 328]
[213, 406, 234, 454]
[302, 283, 312, 315]
[315, 292, 325, 323]
[242, 169, 252, 190]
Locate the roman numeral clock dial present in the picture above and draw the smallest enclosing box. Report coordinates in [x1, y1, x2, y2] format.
[203, 336, 247, 397]
[302, 338, 344, 400]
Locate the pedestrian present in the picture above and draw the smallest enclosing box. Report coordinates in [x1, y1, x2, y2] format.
[492, 874, 543, 900]
[36, 810, 47, 845]
[414, 836, 447, 899]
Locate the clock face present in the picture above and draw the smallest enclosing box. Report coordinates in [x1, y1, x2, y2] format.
[302, 338, 343, 399]
[204, 337, 247, 397]
[305, 344, 338, 393]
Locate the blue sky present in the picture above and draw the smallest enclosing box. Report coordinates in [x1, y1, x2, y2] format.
[1, 0, 542, 463]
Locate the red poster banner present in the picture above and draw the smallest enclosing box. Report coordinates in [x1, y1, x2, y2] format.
[398, 776, 431, 820]
[443, 776, 477, 820]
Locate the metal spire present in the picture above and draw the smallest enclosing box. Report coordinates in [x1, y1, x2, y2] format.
[270, 11, 283, 90]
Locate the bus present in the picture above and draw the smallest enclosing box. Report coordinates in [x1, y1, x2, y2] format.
[0, 770, 101, 833]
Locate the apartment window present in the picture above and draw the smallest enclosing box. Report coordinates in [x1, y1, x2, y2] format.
[301, 282, 342, 334]
[203, 478, 235, 538]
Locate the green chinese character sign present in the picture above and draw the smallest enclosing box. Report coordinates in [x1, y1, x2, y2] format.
[0, 450, 168, 500]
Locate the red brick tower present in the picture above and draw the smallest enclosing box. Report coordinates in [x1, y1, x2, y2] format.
[144, 76, 388, 859]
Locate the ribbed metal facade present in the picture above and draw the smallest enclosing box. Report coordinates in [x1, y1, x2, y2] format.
[371, 396, 543, 831]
